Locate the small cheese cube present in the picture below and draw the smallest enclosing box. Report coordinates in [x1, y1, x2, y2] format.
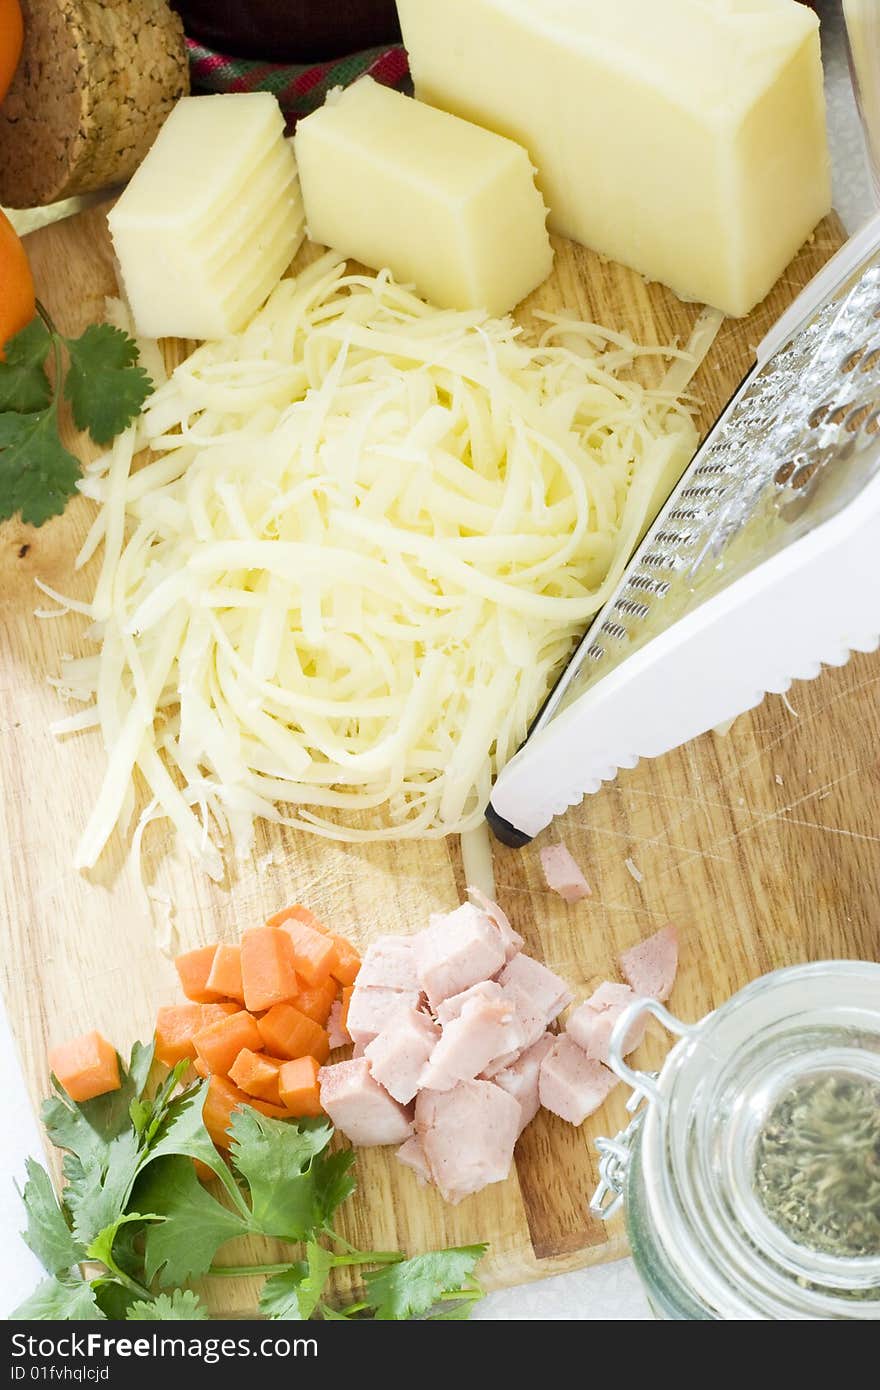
[109, 93, 304, 339]
[398, 0, 831, 317]
[294, 76, 552, 316]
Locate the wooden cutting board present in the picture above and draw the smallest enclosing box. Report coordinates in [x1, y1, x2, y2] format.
[3, 205, 877, 1315]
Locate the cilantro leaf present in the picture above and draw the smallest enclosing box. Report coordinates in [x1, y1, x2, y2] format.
[143, 1084, 249, 1215]
[362, 1245, 487, 1320]
[126, 1290, 209, 1321]
[0, 407, 81, 525]
[63, 1129, 142, 1247]
[10, 1275, 105, 1321]
[134, 1155, 247, 1288]
[229, 1110, 333, 1241]
[86, 1212, 161, 1277]
[258, 1261, 309, 1320]
[0, 319, 52, 412]
[64, 324, 153, 445]
[19, 1158, 85, 1276]
[313, 1148, 356, 1228]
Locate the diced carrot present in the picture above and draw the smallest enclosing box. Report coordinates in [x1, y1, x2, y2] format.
[228, 1048, 284, 1103]
[193, 1010, 263, 1075]
[251, 1098, 290, 1120]
[192, 1158, 216, 1183]
[155, 1004, 204, 1067]
[240, 926, 301, 1012]
[198, 1002, 241, 1025]
[329, 933, 361, 987]
[278, 1056, 323, 1117]
[193, 1058, 209, 1078]
[266, 903, 328, 933]
[202, 1075, 252, 1149]
[294, 975, 338, 1026]
[280, 918, 337, 985]
[174, 945, 223, 1003]
[257, 1003, 330, 1063]
[340, 985, 354, 1033]
[49, 1031, 120, 1103]
[205, 944, 244, 1003]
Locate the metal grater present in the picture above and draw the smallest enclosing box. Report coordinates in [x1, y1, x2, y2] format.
[488, 212, 880, 844]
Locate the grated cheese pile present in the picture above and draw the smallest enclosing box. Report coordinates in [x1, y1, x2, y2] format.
[48, 253, 699, 875]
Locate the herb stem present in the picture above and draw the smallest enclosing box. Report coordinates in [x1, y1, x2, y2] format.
[207, 1263, 295, 1278]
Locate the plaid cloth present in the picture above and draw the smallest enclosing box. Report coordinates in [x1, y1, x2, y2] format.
[187, 38, 410, 130]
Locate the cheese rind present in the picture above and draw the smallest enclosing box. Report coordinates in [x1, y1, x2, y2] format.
[396, 0, 831, 317]
[294, 76, 553, 316]
[108, 93, 304, 340]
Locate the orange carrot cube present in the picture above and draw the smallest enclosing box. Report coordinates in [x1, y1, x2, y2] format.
[257, 1003, 330, 1063]
[202, 1075, 251, 1149]
[266, 903, 328, 933]
[206, 944, 244, 1003]
[329, 934, 361, 987]
[278, 1056, 323, 1117]
[228, 1048, 283, 1104]
[279, 918, 337, 985]
[240, 926, 300, 1012]
[49, 1031, 121, 1103]
[193, 1011, 263, 1075]
[174, 945, 223, 1003]
[294, 975, 338, 1026]
[155, 1004, 204, 1067]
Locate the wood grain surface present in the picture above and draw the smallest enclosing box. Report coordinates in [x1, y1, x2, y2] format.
[3, 206, 875, 1313]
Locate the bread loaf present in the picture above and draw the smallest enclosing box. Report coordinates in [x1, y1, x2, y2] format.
[0, 0, 189, 208]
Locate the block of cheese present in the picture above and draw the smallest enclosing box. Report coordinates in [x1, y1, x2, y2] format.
[396, 0, 831, 317]
[294, 76, 552, 316]
[108, 92, 304, 340]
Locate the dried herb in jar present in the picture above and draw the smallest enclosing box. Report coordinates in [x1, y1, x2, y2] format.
[754, 1072, 880, 1259]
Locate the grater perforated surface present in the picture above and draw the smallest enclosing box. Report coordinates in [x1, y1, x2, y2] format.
[535, 244, 880, 735]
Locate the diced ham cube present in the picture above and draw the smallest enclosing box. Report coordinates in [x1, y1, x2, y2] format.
[346, 985, 422, 1049]
[566, 981, 646, 1065]
[416, 1080, 520, 1203]
[539, 843, 591, 902]
[493, 1033, 555, 1135]
[396, 1135, 430, 1185]
[327, 999, 350, 1050]
[435, 980, 505, 1027]
[357, 935, 420, 992]
[619, 924, 678, 1002]
[364, 1007, 440, 1104]
[318, 1057, 413, 1146]
[497, 952, 572, 1027]
[467, 887, 523, 961]
[480, 979, 546, 1077]
[421, 992, 523, 1092]
[538, 1035, 619, 1125]
[412, 902, 507, 1008]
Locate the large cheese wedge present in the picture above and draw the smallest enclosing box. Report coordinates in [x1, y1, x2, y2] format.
[294, 76, 552, 316]
[396, 0, 831, 317]
[108, 93, 304, 340]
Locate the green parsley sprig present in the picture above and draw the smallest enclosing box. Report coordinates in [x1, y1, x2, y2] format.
[11, 1043, 487, 1322]
[0, 306, 153, 527]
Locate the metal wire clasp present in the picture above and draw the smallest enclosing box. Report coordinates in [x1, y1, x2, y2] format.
[589, 997, 696, 1220]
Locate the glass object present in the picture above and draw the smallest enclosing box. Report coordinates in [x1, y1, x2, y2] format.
[591, 962, 880, 1319]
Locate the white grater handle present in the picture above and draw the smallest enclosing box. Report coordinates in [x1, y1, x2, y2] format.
[489, 470, 880, 839]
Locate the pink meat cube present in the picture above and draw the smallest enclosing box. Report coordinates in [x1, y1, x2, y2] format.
[346, 985, 422, 1048]
[493, 1033, 555, 1135]
[421, 992, 523, 1092]
[538, 1035, 619, 1125]
[539, 843, 591, 902]
[435, 980, 505, 1027]
[327, 999, 350, 1050]
[566, 981, 646, 1065]
[480, 980, 546, 1077]
[619, 924, 679, 1002]
[416, 1080, 520, 1203]
[467, 887, 523, 961]
[497, 952, 573, 1027]
[364, 1007, 440, 1104]
[396, 1135, 430, 1185]
[319, 1058, 413, 1146]
[357, 935, 420, 992]
[412, 902, 507, 1008]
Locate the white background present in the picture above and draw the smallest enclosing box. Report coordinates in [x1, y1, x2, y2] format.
[1, 2, 875, 1322]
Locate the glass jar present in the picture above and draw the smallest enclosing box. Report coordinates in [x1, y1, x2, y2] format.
[591, 961, 880, 1319]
